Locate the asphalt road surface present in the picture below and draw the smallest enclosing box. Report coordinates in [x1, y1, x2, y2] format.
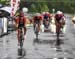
[0, 14, 75, 59]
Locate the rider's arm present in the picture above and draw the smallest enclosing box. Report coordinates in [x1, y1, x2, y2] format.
[23, 16, 27, 27]
[62, 14, 65, 21]
[15, 17, 19, 28]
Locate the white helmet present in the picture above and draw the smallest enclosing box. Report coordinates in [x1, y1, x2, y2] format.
[46, 12, 49, 14]
[56, 11, 63, 14]
[42, 12, 45, 14]
[35, 13, 41, 16]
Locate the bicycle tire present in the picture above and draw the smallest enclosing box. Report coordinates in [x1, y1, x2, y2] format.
[20, 39, 23, 48]
[56, 23, 61, 38]
[18, 48, 22, 56]
[19, 28, 24, 49]
[34, 24, 39, 39]
[56, 22, 61, 46]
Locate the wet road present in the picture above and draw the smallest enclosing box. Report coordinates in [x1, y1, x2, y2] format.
[0, 14, 75, 59]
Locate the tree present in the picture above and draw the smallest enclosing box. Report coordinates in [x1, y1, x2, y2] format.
[20, 0, 75, 13]
[30, 3, 38, 12]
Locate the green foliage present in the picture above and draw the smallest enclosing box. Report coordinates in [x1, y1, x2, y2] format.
[0, 0, 9, 6]
[30, 3, 38, 12]
[0, 0, 75, 13]
[24, 0, 75, 13]
[28, 0, 49, 13]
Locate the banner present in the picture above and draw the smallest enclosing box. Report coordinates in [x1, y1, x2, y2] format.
[11, 0, 20, 16]
[0, 18, 3, 28]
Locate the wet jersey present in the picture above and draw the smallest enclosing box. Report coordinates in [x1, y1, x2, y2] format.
[15, 16, 26, 27]
[33, 16, 42, 24]
[55, 14, 64, 22]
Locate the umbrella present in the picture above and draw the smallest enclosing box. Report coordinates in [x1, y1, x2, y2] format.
[0, 6, 12, 17]
[0, 6, 12, 14]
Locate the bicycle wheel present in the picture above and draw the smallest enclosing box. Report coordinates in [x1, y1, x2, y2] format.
[18, 48, 22, 56]
[19, 28, 24, 49]
[20, 39, 23, 48]
[56, 22, 61, 38]
[34, 24, 39, 39]
[18, 48, 26, 57]
[56, 22, 61, 46]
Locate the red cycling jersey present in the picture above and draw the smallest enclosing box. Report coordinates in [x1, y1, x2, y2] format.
[15, 16, 26, 25]
[33, 15, 42, 22]
[55, 14, 64, 21]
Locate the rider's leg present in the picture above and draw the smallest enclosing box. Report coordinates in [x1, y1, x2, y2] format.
[38, 23, 41, 34]
[24, 27, 26, 35]
[33, 22, 36, 31]
[38, 24, 40, 31]
[24, 27, 26, 39]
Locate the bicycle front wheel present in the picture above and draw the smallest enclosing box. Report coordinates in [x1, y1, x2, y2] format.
[34, 24, 39, 39]
[56, 22, 61, 46]
[56, 23, 61, 38]
[20, 39, 23, 49]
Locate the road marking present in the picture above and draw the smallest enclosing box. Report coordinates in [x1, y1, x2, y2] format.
[53, 57, 68, 59]
[54, 58, 58, 59]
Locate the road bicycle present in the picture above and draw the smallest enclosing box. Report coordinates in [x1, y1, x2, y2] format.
[18, 48, 26, 57]
[18, 27, 24, 56]
[34, 23, 39, 39]
[56, 21, 61, 46]
[19, 27, 24, 48]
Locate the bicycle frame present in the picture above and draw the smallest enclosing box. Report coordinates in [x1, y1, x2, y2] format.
[19, 27, 24, 49]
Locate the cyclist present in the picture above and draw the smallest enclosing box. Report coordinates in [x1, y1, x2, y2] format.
[15, 10, 27, 46]
[33, 13, 43, 34]
[55, 11, 65, 33]
[43, 12, 51, 29]
[54, 11, 65, 47]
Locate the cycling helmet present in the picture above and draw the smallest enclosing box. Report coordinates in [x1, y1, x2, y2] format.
[35, 13, 41, 16]
[56, 11, 62, 14]
[42, 12, 45, 15]
[46, 12, 49, 14]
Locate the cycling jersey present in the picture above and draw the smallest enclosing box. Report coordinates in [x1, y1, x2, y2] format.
[55, 14, 64, 22]
[33, 16, 42, 24]
[55, 14, 65, 28]
[15, 16, 26, 28]
[19, 17, 25, 27]
[44, 14, 49, 19]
